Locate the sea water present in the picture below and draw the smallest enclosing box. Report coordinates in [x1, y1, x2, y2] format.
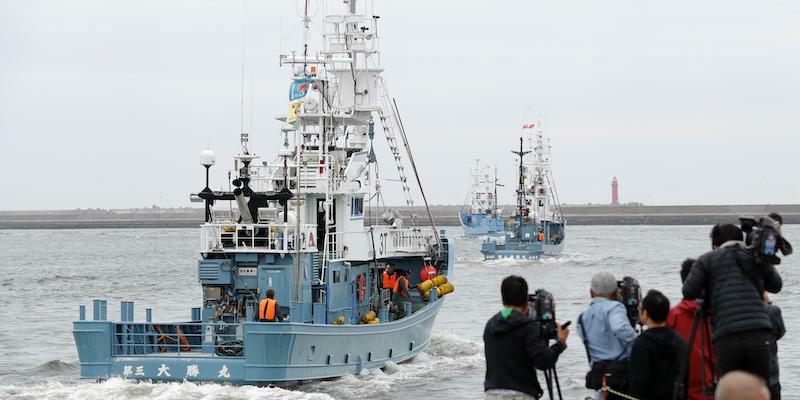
[1, 225, 797, 399]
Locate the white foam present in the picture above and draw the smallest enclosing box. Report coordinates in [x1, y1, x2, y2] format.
[0, 378, 335, 400]
[294, 331, 486, 398]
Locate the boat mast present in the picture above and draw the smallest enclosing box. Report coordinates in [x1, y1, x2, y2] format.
[493, 165, 498, 216]
[511, 137, 530, 217]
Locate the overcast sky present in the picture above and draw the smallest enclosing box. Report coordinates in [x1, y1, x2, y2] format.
[1, 0, 798, 210]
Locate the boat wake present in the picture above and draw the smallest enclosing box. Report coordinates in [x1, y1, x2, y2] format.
[0, 333, 483, 400]
[0, 377, 335, 400]
[297, 331, 484, 399]
[463, 252, 637, 269]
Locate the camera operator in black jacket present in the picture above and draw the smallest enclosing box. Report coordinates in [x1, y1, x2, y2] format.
[484, 275, 569, 399]
[682, 223, 783, 382]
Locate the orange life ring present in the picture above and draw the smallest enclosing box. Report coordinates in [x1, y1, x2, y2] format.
[357, 274, 366, 302]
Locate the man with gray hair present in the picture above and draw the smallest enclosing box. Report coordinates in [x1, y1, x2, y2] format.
[715, 371, 770, 400]
[577, 272, 637, 399]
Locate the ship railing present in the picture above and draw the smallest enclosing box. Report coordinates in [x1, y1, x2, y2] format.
[386, 227, 430, 254]
[323, 15, 379, 54]
[321, 228, 433, 260]
[249, 163, 323, 192]
[110, 321, 244, 358]
[325, 231, 345, 260]
[200, 223, 318, 253]
[248, 162, 348, 193]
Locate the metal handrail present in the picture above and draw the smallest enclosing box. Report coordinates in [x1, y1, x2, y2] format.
[200, 223, 317, 253]
[111, 321, 244, 357]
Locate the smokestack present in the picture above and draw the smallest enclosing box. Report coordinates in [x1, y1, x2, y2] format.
[234, 188, 254, 223]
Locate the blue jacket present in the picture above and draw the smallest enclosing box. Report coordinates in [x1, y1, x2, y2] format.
[577, 297, 637, 364]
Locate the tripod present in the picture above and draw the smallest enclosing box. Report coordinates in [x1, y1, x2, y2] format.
[542, 338, 563, 400]
[674, 299, 716, 400]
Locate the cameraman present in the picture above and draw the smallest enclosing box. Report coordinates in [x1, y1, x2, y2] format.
[682, 224, 782, 382]
[577, 272, 637, 399]
[484, 275, 569, 399]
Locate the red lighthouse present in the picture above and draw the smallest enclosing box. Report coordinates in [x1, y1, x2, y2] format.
[611, 177, 619, 206]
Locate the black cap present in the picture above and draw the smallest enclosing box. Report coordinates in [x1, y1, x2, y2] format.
[768, 212, 783, 225]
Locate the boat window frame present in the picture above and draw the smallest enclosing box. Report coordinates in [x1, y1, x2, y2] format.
[350, 196, 364, 219]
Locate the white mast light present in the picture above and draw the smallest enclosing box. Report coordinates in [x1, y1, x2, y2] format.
[200, 148, 216, 167]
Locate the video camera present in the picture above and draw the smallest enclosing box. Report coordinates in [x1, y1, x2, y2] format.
[528, 289, 558, 340]
[617, 276, 642, 327]
[740, 215, 792, 265]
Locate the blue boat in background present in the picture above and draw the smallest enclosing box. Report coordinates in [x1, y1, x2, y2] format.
[459, 161, 506, 237]
[482, 126, 566, 260]
[73, 1, 455, 385]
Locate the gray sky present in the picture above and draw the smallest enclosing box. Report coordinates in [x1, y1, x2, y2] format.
[1, 0, 798, 210]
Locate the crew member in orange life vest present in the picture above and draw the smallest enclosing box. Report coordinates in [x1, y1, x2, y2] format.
[258, 289, 283, 322]
[382, 264, 397, 290]
[393, 270, 411, 300]
[393, 269, 412, 318]
[420, 264, 437, 282]
[538, 229, 545, 242]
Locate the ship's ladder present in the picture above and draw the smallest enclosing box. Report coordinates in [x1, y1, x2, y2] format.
[376, 76, 416, 220]
[376, 75, 445, 257]
[312, 251, 321, 283]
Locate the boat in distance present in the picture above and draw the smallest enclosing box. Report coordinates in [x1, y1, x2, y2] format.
[73, 0, 455, 385]
[481, 125, 566, 260]
[459, 160, 506, 237]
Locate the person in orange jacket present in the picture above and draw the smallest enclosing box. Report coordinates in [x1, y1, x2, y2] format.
[382, 264, 396, 290]
[258, 289, 283, 322]
[393, 269, 411, 318]
[666, 259, 714, 400]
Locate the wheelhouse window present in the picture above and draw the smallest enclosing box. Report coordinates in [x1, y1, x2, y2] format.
[351, 197, 364, 218]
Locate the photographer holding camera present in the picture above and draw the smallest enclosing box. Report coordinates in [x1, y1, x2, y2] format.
[577, 272, 638, 399]
[484, 275, 569, 400]
[682, 222, 785, 382]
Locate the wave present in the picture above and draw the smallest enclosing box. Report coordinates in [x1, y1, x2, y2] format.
[426, 331, 483, 358]
[28, 360, 79, 376]
[0, 378, 335, 400]
[297, 331, 484, 398]
[35, 274, 98, 284]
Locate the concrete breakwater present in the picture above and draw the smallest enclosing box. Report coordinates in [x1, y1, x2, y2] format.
[1, 204, 798, 229]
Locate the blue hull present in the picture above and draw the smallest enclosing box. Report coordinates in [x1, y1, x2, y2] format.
[481, 241, 564, 260]
[459, 212, 505, 237]
[74, 230, 456, 385]
[73, 298, 443, 384]
[480, 220, 565, 260]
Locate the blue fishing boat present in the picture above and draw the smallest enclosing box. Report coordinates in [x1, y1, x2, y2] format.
[73, 0, 454, 385]
[459, 160, 506, 237]
[481, 126, 566, 260]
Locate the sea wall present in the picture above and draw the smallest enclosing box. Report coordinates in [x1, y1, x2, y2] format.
[1, 204, 798, 229]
